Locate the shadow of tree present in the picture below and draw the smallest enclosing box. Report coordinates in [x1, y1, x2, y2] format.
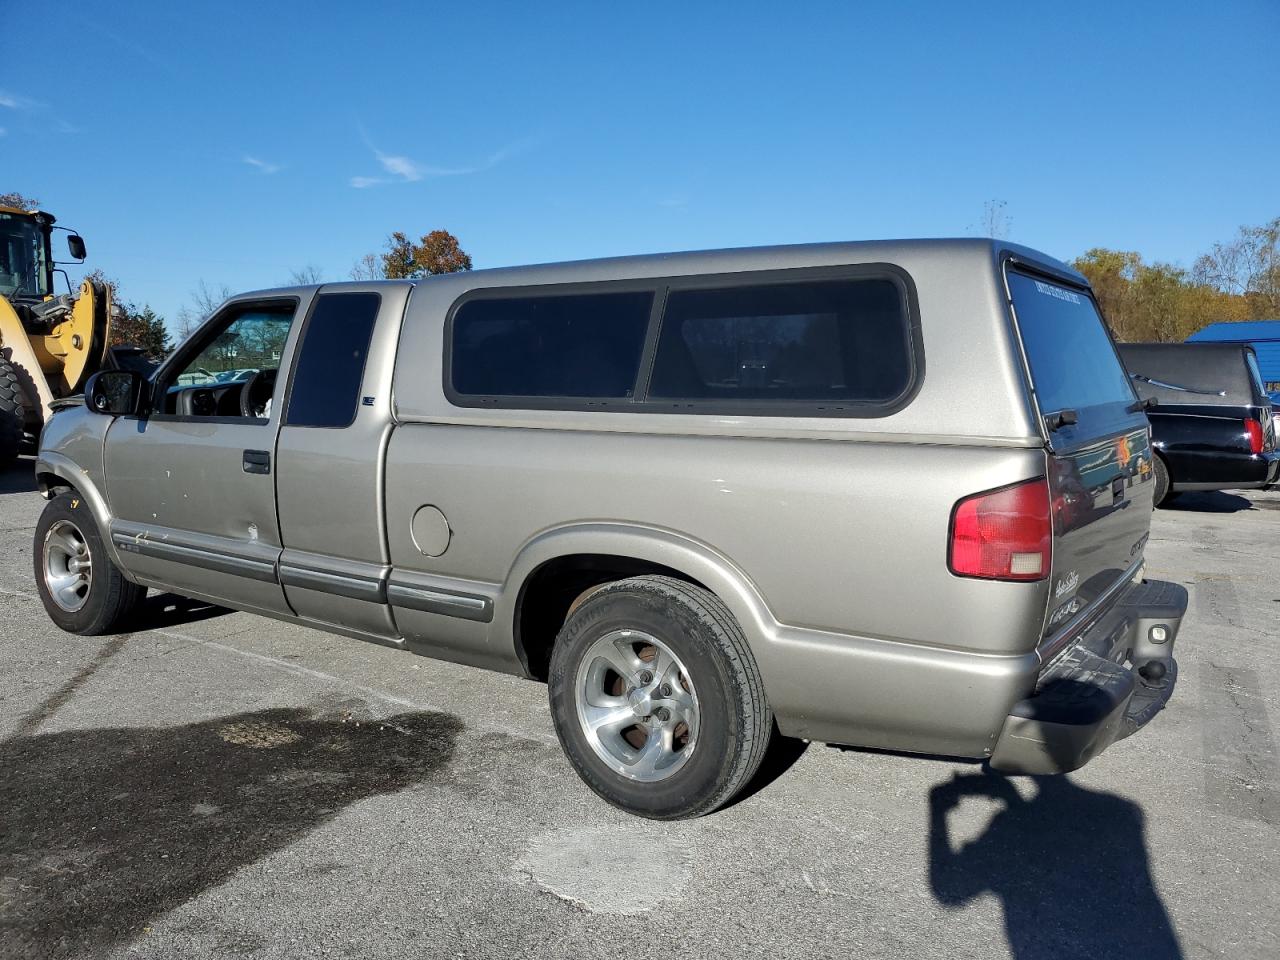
[929, 771, 1182, 959]
[0, 706, 463, 958]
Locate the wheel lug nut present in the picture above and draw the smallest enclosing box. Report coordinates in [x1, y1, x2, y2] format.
[660, 683, 672, 697]
[656, 707, 670, 722]
[638, 670, 653, 685]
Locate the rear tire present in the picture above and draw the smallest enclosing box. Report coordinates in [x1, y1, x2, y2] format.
[548, 575, 773, 819]
[0, 356, 23, 465]
[1152, 455, 1171, 507]
[33, 491, 145, 634]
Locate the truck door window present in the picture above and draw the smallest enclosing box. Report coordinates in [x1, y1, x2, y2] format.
[162, 305, 295, 418]
[284, 292, 381, 428]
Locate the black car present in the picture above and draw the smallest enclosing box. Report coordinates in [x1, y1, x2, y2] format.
[1118, 342, 1279, 506]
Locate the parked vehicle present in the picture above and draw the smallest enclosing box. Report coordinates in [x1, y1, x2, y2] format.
[1187, 320, 1280, 405]
[32, 239, 1186, 818]
[1118, 342, 1279, 506]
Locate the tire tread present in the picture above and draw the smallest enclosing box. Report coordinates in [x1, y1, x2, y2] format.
[553, 574, 773, 818]
[0, 356, 24, 464]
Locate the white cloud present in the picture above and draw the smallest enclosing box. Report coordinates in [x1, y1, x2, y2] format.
[0, 90, 36, 110]
[377, 151, 424, 181]
[242, 155, 283, 175]
[352, 129, 532, 188]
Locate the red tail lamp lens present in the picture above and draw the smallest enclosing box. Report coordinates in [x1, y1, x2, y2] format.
[950, 478, 1052, 582]
[1245, 418, 1264, 455]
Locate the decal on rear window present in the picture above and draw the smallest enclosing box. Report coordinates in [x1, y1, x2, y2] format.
[1033, 280, 1082, 305]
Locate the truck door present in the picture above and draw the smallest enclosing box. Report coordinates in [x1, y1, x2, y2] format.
[103, 294, 312, 616]
[274, 283, 412, 642]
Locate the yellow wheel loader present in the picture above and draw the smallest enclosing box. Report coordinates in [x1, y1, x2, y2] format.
[0, 205, 115, 463]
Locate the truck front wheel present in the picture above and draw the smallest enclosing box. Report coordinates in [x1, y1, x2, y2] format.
[33, 492, 145, 634]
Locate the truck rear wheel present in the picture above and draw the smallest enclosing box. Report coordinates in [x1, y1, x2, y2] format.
[548, 575, 773, 819]
[33, 492, 145, 634]
[0, 356, 23, 465]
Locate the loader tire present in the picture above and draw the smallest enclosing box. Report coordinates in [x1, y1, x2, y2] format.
[0, 356, 24, 465]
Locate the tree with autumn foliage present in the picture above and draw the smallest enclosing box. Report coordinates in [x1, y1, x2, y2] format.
[380, 230, 472, 279]
[1072, 247, 1256, 343]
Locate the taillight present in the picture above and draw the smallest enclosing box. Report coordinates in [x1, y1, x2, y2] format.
[1245, 418, 1265, 455]
[949, 478, 1052, 582]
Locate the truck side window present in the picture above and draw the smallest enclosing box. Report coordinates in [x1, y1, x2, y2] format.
[285, 292, 381, 428]
[449, 291, 652, 400]
[648, 278, 912, 406]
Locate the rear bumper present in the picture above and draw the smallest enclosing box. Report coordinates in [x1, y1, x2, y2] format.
[1170, 450, 1280, 491]
[989, 579, 1187, 774]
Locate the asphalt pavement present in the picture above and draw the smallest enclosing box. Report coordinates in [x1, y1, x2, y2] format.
[1, 457, 1277, 960]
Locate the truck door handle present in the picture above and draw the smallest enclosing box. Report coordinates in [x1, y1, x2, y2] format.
[242, 450, 271, 475]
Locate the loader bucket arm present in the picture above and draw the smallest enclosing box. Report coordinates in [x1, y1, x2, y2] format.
[28, 279, 112, 396]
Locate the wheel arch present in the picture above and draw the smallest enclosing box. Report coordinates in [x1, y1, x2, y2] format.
[500, 522, 776, 681]
[34, 452, 124, 568]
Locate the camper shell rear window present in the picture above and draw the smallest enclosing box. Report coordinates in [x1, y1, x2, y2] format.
[1008, 268, 1136, 425]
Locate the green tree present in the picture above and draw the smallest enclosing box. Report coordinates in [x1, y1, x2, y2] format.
[382, 229, 472, 279]
[113, 304, 171, 359]
[85, 269, 172, 359]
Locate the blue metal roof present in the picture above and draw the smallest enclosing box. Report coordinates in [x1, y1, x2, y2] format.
[1187, 320, 1280, 342]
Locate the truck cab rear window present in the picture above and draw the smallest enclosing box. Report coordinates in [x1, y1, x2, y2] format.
[450, 291, 652, 399]
[1008, 270, 1135, 416]
[648, 278, 912, 406]
[285, 292, 380, 428]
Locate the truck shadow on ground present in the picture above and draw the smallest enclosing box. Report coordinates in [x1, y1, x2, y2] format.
[0, 705, 464, 959]
[118, 593, 233, 633]
[1163, 491, 1254, 513]
[929, 770, 1182, 960]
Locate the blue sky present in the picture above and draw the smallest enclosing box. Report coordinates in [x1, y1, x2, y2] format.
[3, 0, 1278, 330]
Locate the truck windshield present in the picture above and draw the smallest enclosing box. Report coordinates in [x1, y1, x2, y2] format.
[1008, 269, 1135, 417]
[0, 212, 50, 300]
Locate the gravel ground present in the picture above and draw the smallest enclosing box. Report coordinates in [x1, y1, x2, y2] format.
[0, 457, 1277, 960]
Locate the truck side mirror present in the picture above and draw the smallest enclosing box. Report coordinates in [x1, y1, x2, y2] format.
[66, 234, 87, 260]
[85, 370, 146, 416]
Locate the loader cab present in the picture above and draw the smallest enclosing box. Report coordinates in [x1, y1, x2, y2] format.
[0, 207, 55, 303]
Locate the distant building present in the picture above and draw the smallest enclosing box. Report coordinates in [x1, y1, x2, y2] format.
[1187, 321, 1280, 400]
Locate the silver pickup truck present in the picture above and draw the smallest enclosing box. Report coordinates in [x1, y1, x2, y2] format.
[33, 239, 1186, 818]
